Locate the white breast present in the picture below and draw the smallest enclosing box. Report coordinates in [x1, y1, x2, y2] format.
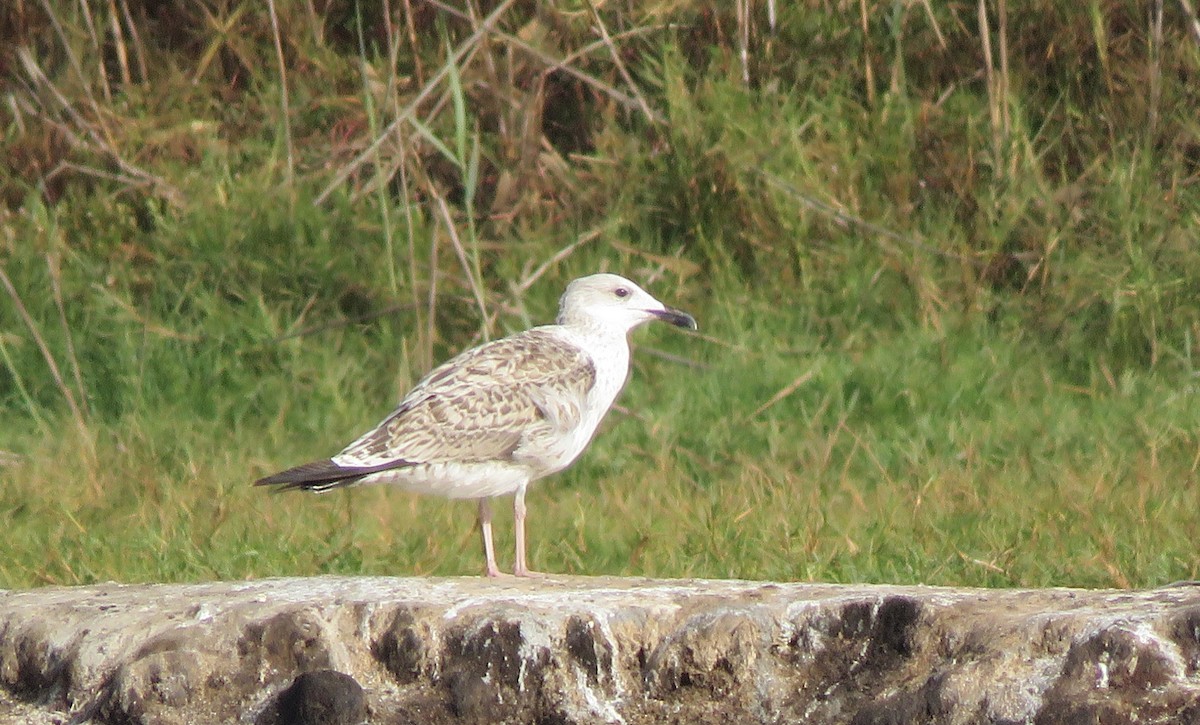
[519, 327, 631, 479]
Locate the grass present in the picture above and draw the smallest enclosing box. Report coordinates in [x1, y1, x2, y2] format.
[1, 0, 1199, 590]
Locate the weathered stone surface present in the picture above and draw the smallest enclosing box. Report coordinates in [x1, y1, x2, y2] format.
[2, 577, 1200, 724]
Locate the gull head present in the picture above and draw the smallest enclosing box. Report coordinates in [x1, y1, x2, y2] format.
[557, 273, 698, 334]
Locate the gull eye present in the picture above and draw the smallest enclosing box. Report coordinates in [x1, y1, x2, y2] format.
[614, 287, 630, 299]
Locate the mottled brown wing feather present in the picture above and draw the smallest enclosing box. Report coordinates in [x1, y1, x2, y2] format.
[335, 330, 596, 466]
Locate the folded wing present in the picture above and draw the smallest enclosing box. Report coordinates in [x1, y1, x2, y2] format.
[332, 329, 597, 470]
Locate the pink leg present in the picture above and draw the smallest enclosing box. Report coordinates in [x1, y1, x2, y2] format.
[478, 498, 504, 577]
[513, 487, 543, 578]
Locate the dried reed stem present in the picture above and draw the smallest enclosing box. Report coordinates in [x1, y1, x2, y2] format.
[266, 0, 295, 188]
[1180, 0, 1200, 45]
[106, 0, 133, 85]
[76, 0, 114, 101]
[858, 0, 875, 105]
[315, 0, 518, 205]
[513, 226, 606, 296]
[426, 218, 440, 368]
[118, 0, 149, 81]
[401, 0, 426, 84]
[917, 0, 947, 49]
[745, 369, 815, 422]
[977, 0, 1001, 164]
[736, 0, 750, 85]
[425, 0, 664, 124]
[997, 0, 1010, 141]
[0, 265, 93, 459]
[0, 266, 84, 424]
[17, 47, 182, 203]
[433, 194, 492, 341]
[756, 169, 980, 266]
[0, 334, 47, 431]
[1149, 0, 1164, 138]
[46, 253, 89, 419]
[395, 130, 425, 364]
[584, 0, 659, 120]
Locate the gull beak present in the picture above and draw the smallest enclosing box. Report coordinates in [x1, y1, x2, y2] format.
[651, 306, 698, 331]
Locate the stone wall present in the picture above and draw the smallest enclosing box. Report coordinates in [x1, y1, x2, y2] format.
[2, 577, 1199, 723]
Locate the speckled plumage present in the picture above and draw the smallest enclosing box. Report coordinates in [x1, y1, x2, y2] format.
[256, 273, 697, 577]
[335, 330, 596, 472]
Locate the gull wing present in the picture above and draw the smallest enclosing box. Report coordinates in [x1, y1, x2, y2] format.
[333, 329, 596, 467]
[254, 457, 413, 492]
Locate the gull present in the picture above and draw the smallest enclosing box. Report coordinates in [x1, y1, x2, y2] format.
[255, 273, 697, 577]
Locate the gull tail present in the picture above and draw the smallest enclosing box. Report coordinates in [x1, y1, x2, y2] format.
[254, 458, 412, 493]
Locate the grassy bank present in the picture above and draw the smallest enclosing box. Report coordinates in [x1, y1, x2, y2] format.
[2, 1, 1199, 588]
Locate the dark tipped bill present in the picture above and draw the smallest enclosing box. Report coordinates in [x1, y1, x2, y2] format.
[653, 306, 698, 331]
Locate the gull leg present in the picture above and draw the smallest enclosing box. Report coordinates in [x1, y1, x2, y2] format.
[478, 498, 505, 577]
[513, 486, 543, 578]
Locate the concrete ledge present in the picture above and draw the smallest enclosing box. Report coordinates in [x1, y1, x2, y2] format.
[2, 577, 1199, 724]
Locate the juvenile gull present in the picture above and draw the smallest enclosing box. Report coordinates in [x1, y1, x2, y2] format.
[255, 273, 697, 577]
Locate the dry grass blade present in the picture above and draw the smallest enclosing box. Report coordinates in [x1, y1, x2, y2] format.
[48, 0, 111, 104]
[557, 25, 670, 69]
[394, 128, 424, 359]
[736, 0, 750, 84]
[838, 419, 897, 490]
[610, 241, 702, 278]
[79, 0, 114, 99]
[16, 48, 182, 204]
[958, 551, 1008, 575]
[426, 211, 441, 373]
[756, 169, 980, 266]
[361, 4, 406, 299]
[977, 0, 1000, 161]
[637, 346, 711, 371]
[425, 0, 665, 124]
[0, 265, 85, 425]
[1179, 0, 1200, 46]
[433, 193, 492, 341]
[685, 330, 744, 352]
[268, 302, 415, 344]
[917, 0, 948, 49]
[105, 0, 133, 86]
[46, 161, 148, 189]
[464, 0, 504, 117]
[513, 226, 607, 296]
[90, 283, 203, 342]
[193, 3, 253, 83]
[1150, 0, 1164, 137]
[400, 0, 426, 84]
[118, 0, 149, 81]
[266, 0, 295, 188]
[314, 0, 518, 205]
[744, 369, 815, 422]
[997, 0, 1010, 140]
[583, 0, 659, 122]
[46, 253, 88, 418]
[0, 265, 94, 468]
[0, 332, 47, 431]
[858, 0, 875, 105]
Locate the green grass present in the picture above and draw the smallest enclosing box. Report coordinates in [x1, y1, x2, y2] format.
[2, 0, 1199, 590]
